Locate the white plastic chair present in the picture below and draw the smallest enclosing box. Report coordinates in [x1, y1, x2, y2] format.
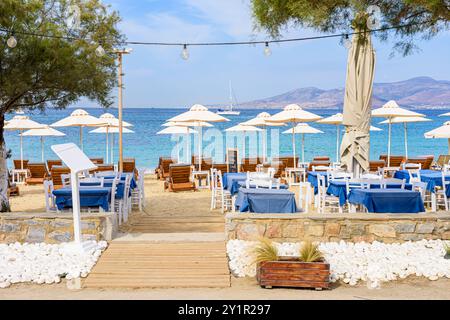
[95, 171, 117, 178]
[317, 175, 341, 213]
[131, 168, 146, 211]
[346, 179, 369, 213]
[298, 182, 312, 213]
[211, 170, 232, 213]
[43, 180, 57, 213]
[435, 171, 450, 211]
[80, 177, 104, 187]
[61, 173, 71, 187]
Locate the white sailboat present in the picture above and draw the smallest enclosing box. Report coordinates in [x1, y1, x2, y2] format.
[217, 81, 240, 116]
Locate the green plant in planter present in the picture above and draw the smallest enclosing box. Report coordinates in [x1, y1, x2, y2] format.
[254, 238, 279, 264]
[445, 243, 450, 259]
[299, 241, 323, 263]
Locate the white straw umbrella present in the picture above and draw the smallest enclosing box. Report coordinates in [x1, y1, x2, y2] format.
[225, 124, 262, 163]
[4, 114, 44, 169]
[89, 126, 134, 164]
[282, 123, 323, 163]
[372, 101, 424, 166]
[21, 126, 65, 162]
[157, 126, 197, 163]
[96, 113, 133, 163]
[242, 112, 285, 163]
[167, 104, 229, 170]
[318, 113, 344, 162]
[267, 104, 322, 168]
[51, 109, 106, 150]
[424, 121, 450, 153]
[379, 116, 431, 159]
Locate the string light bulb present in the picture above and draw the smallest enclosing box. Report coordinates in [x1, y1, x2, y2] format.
[264, 42, 271, 56]
[343, 34, 352, 49]
[181, 44, 189, 60]
[7, 35, 17, 48]
[95, 45, 105, 57]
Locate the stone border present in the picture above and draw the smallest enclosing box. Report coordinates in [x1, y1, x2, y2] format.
[226, 212, 450, 243]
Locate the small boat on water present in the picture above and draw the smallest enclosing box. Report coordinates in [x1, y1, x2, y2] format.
[217, 81, 240, 116]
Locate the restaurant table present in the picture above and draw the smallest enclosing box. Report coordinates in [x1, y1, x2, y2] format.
[348, 189, 424, 213]
[327, 179, 412, 206]
[80, 181, 129, 199]
[101, 174, 137, 189]
[235, 181, 289, 195]
[53, 187, 111, 211]
[235, 188, 298, 213]
[393, 169, 436, 183]
[222, 173, 247, 194]
[307, 171, 328, 194]
[419, 172, 450, 193]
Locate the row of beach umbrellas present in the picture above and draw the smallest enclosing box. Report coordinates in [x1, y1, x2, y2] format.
[160, 102, 450, 169]
[5, 109, 134, 169]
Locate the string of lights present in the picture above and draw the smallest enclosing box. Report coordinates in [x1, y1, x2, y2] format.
[0, 21, 429, 59]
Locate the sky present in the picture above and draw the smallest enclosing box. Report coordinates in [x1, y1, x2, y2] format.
[91, 0, 450, 108]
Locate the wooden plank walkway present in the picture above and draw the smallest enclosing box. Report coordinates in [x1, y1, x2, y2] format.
[83, 241, 231, 288]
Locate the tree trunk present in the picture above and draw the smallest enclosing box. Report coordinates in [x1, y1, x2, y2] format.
[0, 113, 11, 212]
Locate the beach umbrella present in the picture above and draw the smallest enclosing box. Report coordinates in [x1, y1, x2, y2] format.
[167, 104, 229, 170]
[89, 126, 134, 163]
[370, 125, 382, 132]
[4, 114, 44, 169]
[372, 100, 424, 166]
[21, 126, 65, 162]
[225, 124, 262, 163]
[96, 113, 133, 163]
[439, 112, 450, 117]
[267, 104, 322, 168]
[282, 123, 323, 163]
[340, 31, 376, 175]
[51, 109, 106, 150]
[380, 116, 431, 159]
[157, 126, 197, 163]
[242, 112, 285, 163]
[424, 121, 450, 153]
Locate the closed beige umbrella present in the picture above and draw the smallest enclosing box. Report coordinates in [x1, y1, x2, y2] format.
[5, 114, 45, 169]
[341, 32, 376, 175]
[282, 123, 323, 163]
[242, 112, 285, 162]
[424, 121, 450, 153]
[167, 105, 229, 170]
[380, 116, 431, 158]
[372, 100, 424, 166]
[267, 104, 322, 168]
[225, 124, 262, 163]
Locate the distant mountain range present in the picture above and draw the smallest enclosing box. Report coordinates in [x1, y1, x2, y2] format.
[237, 77, 450, 109]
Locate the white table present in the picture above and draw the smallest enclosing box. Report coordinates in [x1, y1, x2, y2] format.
[192, 170, 210, 189]
[11, 169, 28, 185]
[285, 167, 306, 186]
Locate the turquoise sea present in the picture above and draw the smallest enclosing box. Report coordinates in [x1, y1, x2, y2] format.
[4, 108, 450, 170]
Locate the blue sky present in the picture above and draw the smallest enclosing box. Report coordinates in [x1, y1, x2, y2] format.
[97, 0, 450, 108]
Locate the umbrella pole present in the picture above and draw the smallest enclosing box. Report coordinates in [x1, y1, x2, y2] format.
[111, 134, 114, 165]
[199, 126, 202, 171]
[242, 133, 246, 165]
[186, 128, 190, 163]
[448, 138, 450, 155]
[292, 122, 296, 168]
[404, 122, 408, 159]
[302, 133, 305, 163]
[387, 118, 392, 167]
[262, 126, 266, 163]
[106, 127, 109, 163]
[336, 124, 340, 162]
[20, 130, 23, 170]
[80, 126, 83, 151]
[41, 137, 44, 162]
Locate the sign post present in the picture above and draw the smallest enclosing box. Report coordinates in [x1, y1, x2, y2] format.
[51, 143, 98, 252]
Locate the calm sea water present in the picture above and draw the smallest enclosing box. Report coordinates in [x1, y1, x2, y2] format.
[4, 108, 450, 170]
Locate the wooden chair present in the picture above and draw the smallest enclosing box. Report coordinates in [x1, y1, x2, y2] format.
[90, 158, 104, 164]
[122, 158, 136, 173]
[379, 155, 405, 167]
[164, 164, 195, 192]
[93, 164, 115, 173]
[46, 160, 62, 171]
[156, 157, 173, 179]
[212, 163, 228, 173]
[159, 158, 175, 180]
[26, 163, 49, 185]
[13, 159, 29, 170]
[51, 166, 71, 189]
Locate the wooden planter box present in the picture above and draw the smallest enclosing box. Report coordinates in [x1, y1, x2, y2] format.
[256, 257, 330, 290]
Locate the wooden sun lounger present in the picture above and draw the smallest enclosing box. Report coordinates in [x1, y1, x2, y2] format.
[13, 159, 29, 170]
[379, 155, 405, 167]
[368, 160, 385, 173]
[93, 164, 115, 172]
[241, 158, 262, 172]
[212, 163, 228, 173]
[26, 163, 49, 185]
[164, 164, 195, 192]
[51, 166, 71, 189]
[405, 157, 431, 169]
[159, 158, 175, 180]
[90, 158, 104, 164]
[122, 158, 136, 174]
[307, 161, 331, 172]
[313, 156, 330, 162]
[435, 155, 450, 168]
[47, 160, 62, 171]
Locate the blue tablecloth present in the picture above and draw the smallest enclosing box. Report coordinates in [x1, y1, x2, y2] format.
[235, 188, 298, 213]
[101, 174, 137, 189]
[307, 171, 328, 194]
[79, 181, 129, 199]
[223, 173, 247, 195]
[348, 189, 424, 213]
[327, 181, 413, 206]
[393, 170, 435, 183]
[53, 187, 111, 211]
[420, 172, 450, 193]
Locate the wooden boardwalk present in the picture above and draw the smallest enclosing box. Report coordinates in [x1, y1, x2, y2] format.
[83, 241, 231, 288]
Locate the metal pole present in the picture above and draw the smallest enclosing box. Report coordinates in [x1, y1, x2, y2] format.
[80, 127, 83, 150]
[262, 126, 266, 163]
[41, 136, 44, 162]
[20, 130, 23, 169]
[302, 133, 305, 163]
[292, 122, 296, 168]
[199, 126, 202, 171]
[404, 122, 408, 159]
[106, 127, 109, 163]
[336, 124, 340, 162]
[118, 53, 124, 172]
[387, 118, 392, 167]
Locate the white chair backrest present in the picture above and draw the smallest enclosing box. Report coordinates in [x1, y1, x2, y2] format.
[407, 168, 421, 183]
[442, 171, 450, 192]
[61, 173, 71, 187]
[109, 177, 119, 212]
[43, 180, 55, 212]
[412, 181, 427, 201]
[403, 162, 421, 170]
[313, 165, 330, 172]
[95, 171, 117, 178]
[345, 179, 369, 196]
[216, 170, 224, 192]
[267, 167, 275, 178]
[361, 173, 382, 180]
[81, 177, 104, 187]
[298, 162, 309, 169]
[443, 164, 450, 174]
[329, 170, 353, 181]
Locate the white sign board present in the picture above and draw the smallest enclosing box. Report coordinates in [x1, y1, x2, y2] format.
[51, 143, 97, 173]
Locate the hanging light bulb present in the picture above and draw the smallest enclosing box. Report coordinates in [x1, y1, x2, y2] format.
[264, 42, 272, 56]
[181, 44, 189, 60]
[343, 34, 352, 49]
[7, 35, 17, 48]
[95, 45, 105, 57]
